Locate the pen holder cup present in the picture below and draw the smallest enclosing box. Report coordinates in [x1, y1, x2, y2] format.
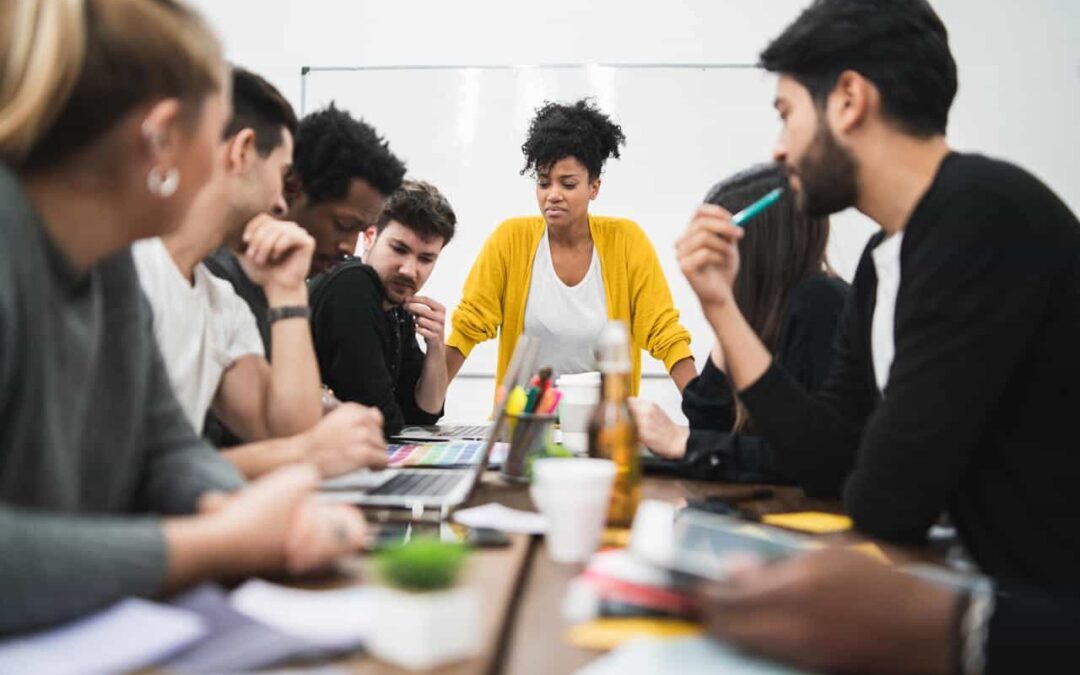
[500, 412, 557, 484]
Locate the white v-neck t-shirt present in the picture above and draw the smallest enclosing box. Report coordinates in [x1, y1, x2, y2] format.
[523, 230, 608, 378]
[870, 231, 904, 393]
[132, 237, 264, 432]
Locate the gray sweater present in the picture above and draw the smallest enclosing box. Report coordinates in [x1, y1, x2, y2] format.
[0, 166, 244, 634]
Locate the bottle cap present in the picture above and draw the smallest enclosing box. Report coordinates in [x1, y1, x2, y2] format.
[595, 321, 631, 373]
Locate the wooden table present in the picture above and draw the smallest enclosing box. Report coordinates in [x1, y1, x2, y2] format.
[314, 473, 936, 674]
[501, 477, 844, 675]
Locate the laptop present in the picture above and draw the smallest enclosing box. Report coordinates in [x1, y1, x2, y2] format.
[392, 422, 492, 443]
[317, 337, 540, 517]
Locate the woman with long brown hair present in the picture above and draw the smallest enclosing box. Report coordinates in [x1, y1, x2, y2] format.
[630, 163, 848, 482]
[0, 0, 366, 634]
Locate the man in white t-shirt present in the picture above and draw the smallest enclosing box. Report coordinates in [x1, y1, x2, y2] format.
[134, 68, 386, 479]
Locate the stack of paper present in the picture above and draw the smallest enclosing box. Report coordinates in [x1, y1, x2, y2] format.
[0, 598, 206, 675]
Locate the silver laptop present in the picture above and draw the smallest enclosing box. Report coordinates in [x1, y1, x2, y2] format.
[317, 337, 539, 517]
[392, 422, 492, 443]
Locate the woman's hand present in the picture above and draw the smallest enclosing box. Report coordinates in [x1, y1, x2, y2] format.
[628, 397, 690, 459]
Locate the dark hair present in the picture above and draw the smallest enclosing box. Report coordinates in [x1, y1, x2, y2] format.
[520, 98, 626, 180]
[376, 180, 456, 246]
[706, 164, 830, 354]
[223, 67, 297, 156]
[759, 0, 957, 137]
[708, 166, 833, 433]
[291, 103, 406, 204]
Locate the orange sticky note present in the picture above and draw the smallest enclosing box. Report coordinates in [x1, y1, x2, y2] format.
[761, 511, 853, 534]
[601, 527, 632, 548]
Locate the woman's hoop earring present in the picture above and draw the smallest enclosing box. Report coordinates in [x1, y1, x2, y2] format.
[147, 167, 180, 198]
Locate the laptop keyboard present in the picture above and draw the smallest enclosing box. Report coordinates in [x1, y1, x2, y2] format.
[369, 471, 465, 497]
[434, 425, 489, 438]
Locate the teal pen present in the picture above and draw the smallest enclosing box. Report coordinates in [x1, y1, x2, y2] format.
[731, 187, 784, 227]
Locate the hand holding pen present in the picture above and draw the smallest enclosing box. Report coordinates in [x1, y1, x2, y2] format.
[676, 189, 783, 312]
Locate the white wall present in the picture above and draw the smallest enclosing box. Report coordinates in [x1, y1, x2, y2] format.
[189, 0, 1080, 421]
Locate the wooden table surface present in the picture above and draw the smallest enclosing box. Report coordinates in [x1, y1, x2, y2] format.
[303, 472, 934, 675]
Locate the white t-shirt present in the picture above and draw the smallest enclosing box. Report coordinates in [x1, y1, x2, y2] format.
[523, 230, 608, 377]
[870, 231, 904, 393]
[132, 237, 264, 432]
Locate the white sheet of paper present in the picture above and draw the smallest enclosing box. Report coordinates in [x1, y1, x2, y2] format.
[453, 502, 548, 534]
[229, 579, 378, 650]
[0, 598, 205, 675]
[575, 637, 815, 675]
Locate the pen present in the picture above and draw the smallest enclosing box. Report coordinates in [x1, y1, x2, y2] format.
[731, 187, 784, 227]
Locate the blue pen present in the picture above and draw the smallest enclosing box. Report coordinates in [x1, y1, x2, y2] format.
[732, 187, 784, 227]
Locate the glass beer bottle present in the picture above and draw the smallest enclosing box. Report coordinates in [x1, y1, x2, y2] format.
[587, 321, 641, 527]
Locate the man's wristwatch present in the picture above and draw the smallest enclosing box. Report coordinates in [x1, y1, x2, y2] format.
[267, 305, 311, 324]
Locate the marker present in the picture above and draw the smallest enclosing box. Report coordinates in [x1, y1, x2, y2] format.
[536, 388, 556, 415]
[506, 386, 528, 416]
[544, 390, 563, 414]
[731, 187, 784, 227]
[523, 386, 542, 414]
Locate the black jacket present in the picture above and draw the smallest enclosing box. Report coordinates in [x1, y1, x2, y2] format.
[309, 261, 442, 436]
[740, 153, 1080, 588]
[660, 275, 847, 483]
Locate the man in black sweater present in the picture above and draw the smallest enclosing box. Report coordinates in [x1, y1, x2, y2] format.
[205, 104, 407, 354]
[678, 0, 1080, 590]
[309, 181, 457, 436]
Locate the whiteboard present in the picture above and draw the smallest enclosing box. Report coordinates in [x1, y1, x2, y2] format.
[301, 65, 877, 376]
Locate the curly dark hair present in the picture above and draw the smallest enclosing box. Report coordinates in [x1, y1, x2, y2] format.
[376, 180, 456, 246]
[291, 103, 406, 204]
[520, 98, 626, 180]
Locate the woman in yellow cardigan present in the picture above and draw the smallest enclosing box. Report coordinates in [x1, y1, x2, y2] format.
[446, 99, 695, 395]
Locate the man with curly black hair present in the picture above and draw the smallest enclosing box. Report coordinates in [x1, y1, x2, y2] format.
[308, 181, 456, 436]
[206, 103, 406, 353]
[447, 99, 695, 401]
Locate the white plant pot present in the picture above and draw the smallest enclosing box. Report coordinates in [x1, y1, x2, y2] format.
[369, 586, 482, 670]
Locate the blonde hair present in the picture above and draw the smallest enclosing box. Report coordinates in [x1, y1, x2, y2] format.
[0, 0, 223, 170]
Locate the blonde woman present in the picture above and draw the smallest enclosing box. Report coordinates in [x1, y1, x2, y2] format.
[446, 99, 694, 394]
[0, 0, 366, 633]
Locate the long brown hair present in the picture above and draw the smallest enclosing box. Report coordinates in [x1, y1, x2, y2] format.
[0, 0, 223, 171]
[704, 164, 831, 432]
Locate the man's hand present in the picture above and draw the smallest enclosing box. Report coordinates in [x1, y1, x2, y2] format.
[675, 204, 744, 311]
[627, 397, 689, 459]
[194, 465, 367, 575]
[700, 548, 956, 674]
[301, 403, 388, 477]
[237, 213, 316, 303]
[407, 296, 447, 354]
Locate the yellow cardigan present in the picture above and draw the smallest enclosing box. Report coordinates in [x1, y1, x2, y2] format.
[447, 214, 693, 395]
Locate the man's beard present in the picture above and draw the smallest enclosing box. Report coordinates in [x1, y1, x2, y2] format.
[794, 120, 858, 218]
[385, 275, 417, 304]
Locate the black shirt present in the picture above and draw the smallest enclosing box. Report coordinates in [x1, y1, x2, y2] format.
[309, 261, 442, 436]
[666, 275, 847, 483]
[740, 153, 1080, 589]
[987, 585, 1080, 674]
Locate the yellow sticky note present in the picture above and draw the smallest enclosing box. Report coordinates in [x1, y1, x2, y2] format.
[761, 511, 853, 534]
[848, 541, 891, 564]
[565, 619, 702, 651]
